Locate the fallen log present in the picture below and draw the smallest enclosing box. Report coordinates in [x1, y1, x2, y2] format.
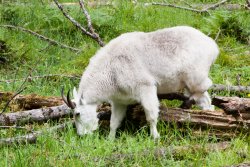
[1, 87, 249, 112]
[97, 104, 250, 132]
[0, 91, 63, 111]
[0, 105, 72, 126]
[1, 101, 248, 135]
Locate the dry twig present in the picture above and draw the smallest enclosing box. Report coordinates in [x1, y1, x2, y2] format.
[0, 121, 73, 147]
[53, 0, 104, 47]
[0, 74, 81, 84]
[151, 0, 229, 13]
[211, 84, 250, 93]
[0, 25, 81, 52]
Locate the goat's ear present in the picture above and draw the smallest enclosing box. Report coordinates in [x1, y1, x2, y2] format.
[73, 87, 78, 99]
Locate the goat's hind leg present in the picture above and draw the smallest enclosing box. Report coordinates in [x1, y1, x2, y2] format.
[140, 86, 160, 139]
[109, 102, 127, 139]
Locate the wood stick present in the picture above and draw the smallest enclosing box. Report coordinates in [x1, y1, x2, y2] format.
[0, 25, 81, 52]
[210, 84, 250, 93]
[151, 0, 229, 13]
[53, 0, 104, 47]
[0, 74, 81, 84]
[151, 2, 206, 13]
[0, 121, 73, 147]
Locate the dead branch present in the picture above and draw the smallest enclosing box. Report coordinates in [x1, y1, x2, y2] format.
[0, 105, 71, 126]
[0, 25, 81, 52]
[79, 0, 94, 33]
[0, 121, 73, 147]
[151, 2, 206, 13]
[0, 74, 81, 84]
[211, 84, 250, 93]
[0, 125, 28, 130]
[203, 0, 229, 10]
[53, 0, 104, 47]
[151, 0, 229, 13]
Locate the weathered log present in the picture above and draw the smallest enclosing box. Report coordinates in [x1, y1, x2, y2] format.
[212, 96, 250, 114]
[0, 91, 63, 111]
[0, 94, 249, 133]
[0, 121, 72, 147]
[97, 104, 250, 133]
[0, 105, 72, 126]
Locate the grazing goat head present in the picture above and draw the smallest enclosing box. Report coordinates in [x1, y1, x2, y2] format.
[61, 87, 98, 136]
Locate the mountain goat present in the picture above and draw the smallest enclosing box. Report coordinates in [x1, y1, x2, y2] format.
[62, 26, 219, 139]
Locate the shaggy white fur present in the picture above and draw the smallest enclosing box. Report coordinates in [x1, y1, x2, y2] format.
[72, 26, 219, 139]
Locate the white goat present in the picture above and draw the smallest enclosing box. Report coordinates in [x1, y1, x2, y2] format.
[62, 26, 219, 139]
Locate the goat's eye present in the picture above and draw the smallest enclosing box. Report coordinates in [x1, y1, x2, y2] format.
[75, 112, 80, 117]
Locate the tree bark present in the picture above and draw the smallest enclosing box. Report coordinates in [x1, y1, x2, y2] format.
[0, 105, 72, 126]
[0, 91, 63, 111]
[212, 96, 250, 115]
[97, 103, 249, 133]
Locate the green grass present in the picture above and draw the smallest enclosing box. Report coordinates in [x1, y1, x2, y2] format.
[0, 0, 249, 166]
[0, 122, 249, 167]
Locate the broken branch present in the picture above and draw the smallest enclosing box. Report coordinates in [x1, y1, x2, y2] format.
[0, 25, 81, 52]
[211, 84, 250, 93]
[0, 121, 73, 147]
[53, 0, 104, 47]
[0, 74, 81, 84]
[0, 105, 72, 126]
[151, 0, 229, 13]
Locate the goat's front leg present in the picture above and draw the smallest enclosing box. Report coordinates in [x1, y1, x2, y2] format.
[109, 102, 127, 139]
[191, 91, 214, 111]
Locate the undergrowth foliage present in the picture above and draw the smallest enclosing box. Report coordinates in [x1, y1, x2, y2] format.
[0, 0, 249, 166]
[202, 10, 250, 44]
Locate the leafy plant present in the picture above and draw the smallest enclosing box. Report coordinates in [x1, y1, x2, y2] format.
[202, 11, 250, 44]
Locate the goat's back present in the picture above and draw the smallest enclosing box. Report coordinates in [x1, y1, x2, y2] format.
[80, 26, 219, 102]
